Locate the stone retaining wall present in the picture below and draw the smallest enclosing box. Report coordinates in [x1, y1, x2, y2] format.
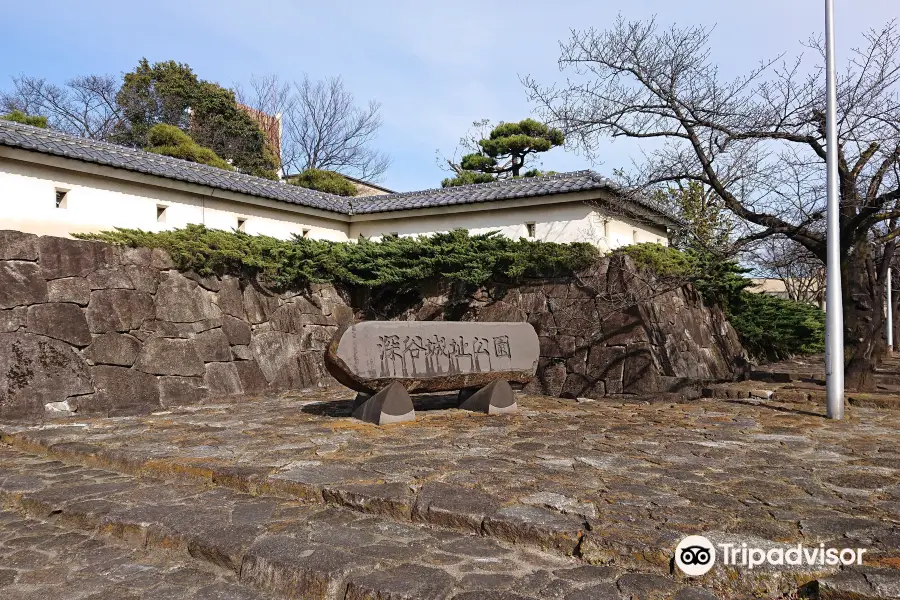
[0, 231, 349, 420]
[402, 255, 746, 399]
[0, 231, 745, 421]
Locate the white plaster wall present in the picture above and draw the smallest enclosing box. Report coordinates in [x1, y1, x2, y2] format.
[0, 158, 349, 241]
[350, 202, 668, 251]
[0, 154, 669, 251]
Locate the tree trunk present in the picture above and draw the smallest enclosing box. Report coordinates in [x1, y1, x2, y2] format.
[843, 248, 883, 392]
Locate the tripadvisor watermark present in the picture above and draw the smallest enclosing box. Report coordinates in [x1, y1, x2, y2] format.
[674, 535, 867, 577]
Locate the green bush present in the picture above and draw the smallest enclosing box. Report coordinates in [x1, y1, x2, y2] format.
[1, 110, 48, 128]
[728, 292, 825, 361]
[288, 169, 357, 196]
[618, 243, 824, 361]
[77, 225, 599, 292]
[145, 124, 234, 171]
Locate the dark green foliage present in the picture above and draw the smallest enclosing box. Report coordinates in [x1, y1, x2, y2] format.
[619, 243, 824, 361]
[113, 59, 197, 146]
[728, 292, 825, 361]
[441, 171, 496, 188]
[76, 226, 599, 293]
[113, 59, 278, 179]
[288, 169, 357, 196]
[145, 124, 234, 170]
[1, 110, 48, 128]
[442, 118, 564, 187]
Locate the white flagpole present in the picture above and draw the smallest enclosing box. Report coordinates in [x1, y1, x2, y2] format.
[888, 267, 893, 355]
[824, 0, 844, 419]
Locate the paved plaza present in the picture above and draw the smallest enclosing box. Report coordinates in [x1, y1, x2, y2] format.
[0, 390, 898, 599]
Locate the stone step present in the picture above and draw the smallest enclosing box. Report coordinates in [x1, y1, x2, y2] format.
[0, 444, 721, 600]
[0, 428, 590, 557]
[701, 384, 900, 409]
[0, 508, 263, 599]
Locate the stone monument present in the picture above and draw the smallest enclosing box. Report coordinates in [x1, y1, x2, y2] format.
[325, 322, 539, 424]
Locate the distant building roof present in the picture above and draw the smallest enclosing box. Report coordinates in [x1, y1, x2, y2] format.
[0, 120, 677, 226]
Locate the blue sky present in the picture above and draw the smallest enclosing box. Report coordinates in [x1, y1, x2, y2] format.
[1, 1, 896, 192]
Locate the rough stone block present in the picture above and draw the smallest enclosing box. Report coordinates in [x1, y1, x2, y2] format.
[241, 537, 366, 600]
[547, 298, 599, 336]
[270, 302, 328, 332]
[134, 337, 205, 376]
[524, 358, 566, 396]
[243, 283, 280, 324]
[25, 302, 92, 346]
[477, 300, 526, 322]
[119, 246, 152, 266]
[159, 376, 208, 407]
[482, 504, 585, 554]
[86, 268, 134, 290]
[0, 307, 25, 333]
[83, 332, 141, 366]
[81, 365, 159, 415]
[191, 328, 232, 362]
[412, 482, 500, 532]
[216, 276, 246, 319]
[85, 289, 154, 333]
[204, 362, 243, 396]
[234, 360, 267, 394]
[122, 264, 159, 293]
[38, 236, 116, 279]
[345, 564, 456, 600]
[0, 230, 39, 260]
[540, 335, 576, 358]
[600, 308, 649, 346]
[231, 344, 252, 361]
[587, 346, 626, 395]
[150, 247, 175, 269]
[0, 332, 93, 420]
[0, 260, 48, 309]
[222, 315, 252, 345]
[156, 271, 222, 323]
[301, 324, 335, 352]
[47, 277, 91, 306]
[622, 344, 662, 394]
[250, 331, 304, 386]
[352, 381, 415, 425]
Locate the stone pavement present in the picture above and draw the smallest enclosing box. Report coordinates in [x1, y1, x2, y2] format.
[1, 390, 899, 599]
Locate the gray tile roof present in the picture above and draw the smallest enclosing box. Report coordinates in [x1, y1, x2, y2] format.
[0, 120, 676, 226]
[0, 120, 349, 214]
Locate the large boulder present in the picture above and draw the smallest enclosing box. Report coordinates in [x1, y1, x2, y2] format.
[216, 277, 246, 319]
[191, 328, 232, 362]
[221, 315, 251, 346]
[159, 375, 207, 407]
[85, 289, 154, 333]
[134, 337, 205, 376]
[204, 362, 243, 396]
[155, 271, 222, 323]
[243, 283, 280, 324]
[0, 230, 39, 261]
[47, 277, 91, 306]
[325, 321, 540, 394]
[82, 365, 159, 416]
[25, 303, 92, 347]
[0, 261, 48, 309]
[250, 331, 305, 387]
[0, 332, 93, 420]
[38, 236, 116, 279]
[83, 332, 141, 366]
